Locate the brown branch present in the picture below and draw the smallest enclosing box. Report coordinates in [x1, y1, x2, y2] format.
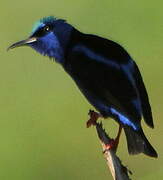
[95, 122, 132, 180]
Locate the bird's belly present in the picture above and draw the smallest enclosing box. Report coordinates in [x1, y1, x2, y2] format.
[65, 66, 123, 117]
[78, 86, 138, 130]
[79, 87, 111, 117]
[64, 64, 139, 130]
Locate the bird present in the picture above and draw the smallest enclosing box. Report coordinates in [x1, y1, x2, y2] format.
[8, 16, 157, 158]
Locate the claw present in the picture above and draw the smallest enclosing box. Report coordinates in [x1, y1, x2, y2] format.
[103, 125, 122, 153]
[103, 139, 119, 153]
[87, 110, 102, 128]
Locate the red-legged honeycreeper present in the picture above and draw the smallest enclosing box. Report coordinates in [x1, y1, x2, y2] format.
[8, 16, 157, 158]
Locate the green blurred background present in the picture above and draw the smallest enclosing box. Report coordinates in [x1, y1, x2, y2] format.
[1, 0, 163, 179]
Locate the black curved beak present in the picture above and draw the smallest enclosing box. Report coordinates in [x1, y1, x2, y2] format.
[7, 37, 37, 51]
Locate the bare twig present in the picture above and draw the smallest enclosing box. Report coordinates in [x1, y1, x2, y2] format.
[95, 122, 132, 180]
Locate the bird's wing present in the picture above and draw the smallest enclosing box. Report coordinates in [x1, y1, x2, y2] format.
[133, 62, 154, 128]
[66, 35, 145, 125]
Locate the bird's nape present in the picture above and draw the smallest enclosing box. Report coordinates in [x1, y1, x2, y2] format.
[7, 16, 157, 158]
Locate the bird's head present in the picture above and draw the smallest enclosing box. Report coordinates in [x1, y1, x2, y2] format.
[8, 16, 73, 63]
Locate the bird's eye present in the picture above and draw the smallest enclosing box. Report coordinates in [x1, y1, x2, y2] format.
[44, 25, 50, 32]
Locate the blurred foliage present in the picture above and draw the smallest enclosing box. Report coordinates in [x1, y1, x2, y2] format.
[1, 0, 163, 179]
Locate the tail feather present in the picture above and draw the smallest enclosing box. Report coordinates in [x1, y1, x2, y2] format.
[123, 126, 158, 158]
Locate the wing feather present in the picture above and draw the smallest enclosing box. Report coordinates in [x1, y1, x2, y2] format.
[133, 62, 154, 128]
[65, 37, 143, 124]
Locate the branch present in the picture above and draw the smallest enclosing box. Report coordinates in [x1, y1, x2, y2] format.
[95, 122, 132, 180]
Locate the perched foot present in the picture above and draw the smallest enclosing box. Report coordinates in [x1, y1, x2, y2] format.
[103, 125, 122, 153]
[87, 110, 102, 128]
[103, 138, 120, 153]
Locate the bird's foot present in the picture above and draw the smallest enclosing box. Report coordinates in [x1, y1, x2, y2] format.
[103, 125, 122, 153]
[103, 138, 119, 153]
[87, 110, 102, 128]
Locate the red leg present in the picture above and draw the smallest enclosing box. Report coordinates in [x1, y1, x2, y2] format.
[87, 110, 102, 128]
[104, 125, 122, 152]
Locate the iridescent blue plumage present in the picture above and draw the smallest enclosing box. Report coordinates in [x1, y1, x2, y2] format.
[8, 16, 157, 157]
[29, 16, 72, 63]
[32, 16, 61, 34]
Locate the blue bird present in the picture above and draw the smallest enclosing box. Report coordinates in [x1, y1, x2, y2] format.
[8, 16, 157, 157]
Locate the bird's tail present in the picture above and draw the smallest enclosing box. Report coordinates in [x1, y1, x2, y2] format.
[123, 126, 158, 158]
